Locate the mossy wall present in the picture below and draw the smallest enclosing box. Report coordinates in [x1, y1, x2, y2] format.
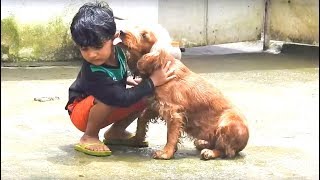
[1, 15, 81, 62]
[269, 0, 319, 45]
[1, 0, 318, 62]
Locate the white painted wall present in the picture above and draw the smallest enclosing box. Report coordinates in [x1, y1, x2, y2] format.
[108, 0, 158, 23]
[107, 0, 159, 33]
[1, 0, 158, 24]
[1, 0, 69, 24]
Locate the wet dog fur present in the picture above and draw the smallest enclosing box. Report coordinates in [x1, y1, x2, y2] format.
[118, 24, 249, 160]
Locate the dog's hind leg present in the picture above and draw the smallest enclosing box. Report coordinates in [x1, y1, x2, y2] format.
[199, 127, 240, 160]
[200, 149, 224, 160]
[199, 132, 238, 160]
[199, 134, 231, 160]
[200, 115, 249, 160]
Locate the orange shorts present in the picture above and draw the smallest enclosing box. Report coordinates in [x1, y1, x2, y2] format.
[67, 95, 147, 132]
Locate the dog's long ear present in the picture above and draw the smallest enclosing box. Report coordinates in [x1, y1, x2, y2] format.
[137, 49, 168, 76]
[137, 51, 160, 76]
[157, 49, 169, 66]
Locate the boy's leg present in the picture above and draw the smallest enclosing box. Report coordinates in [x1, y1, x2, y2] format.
[70, 96, 147, 151]
[78, 98, 115, 152]
[103, 111, 140, 140]
[103, 98, 147, 143]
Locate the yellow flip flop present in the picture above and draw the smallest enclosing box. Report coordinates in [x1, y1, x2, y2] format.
[74, 142, 112, 156]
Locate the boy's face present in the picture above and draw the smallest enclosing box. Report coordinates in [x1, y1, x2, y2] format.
[79, 39, 113, 66]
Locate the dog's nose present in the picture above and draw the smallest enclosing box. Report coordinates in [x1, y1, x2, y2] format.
[120, 30, 125, 36]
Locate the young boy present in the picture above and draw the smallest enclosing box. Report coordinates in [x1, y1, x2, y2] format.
[65, 2, 176, 156]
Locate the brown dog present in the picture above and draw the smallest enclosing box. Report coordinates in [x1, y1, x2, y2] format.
[136, 50, 249, 160]
[116, 25, 249, 160]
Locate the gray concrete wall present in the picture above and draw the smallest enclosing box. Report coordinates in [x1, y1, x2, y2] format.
[158, 0, 264, 47]
[158, 0, 207, 47]
[207, 0, 265, 44]
[269, 0, 319, 45]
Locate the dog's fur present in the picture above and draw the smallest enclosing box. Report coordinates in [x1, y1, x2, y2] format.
[118, 25, 249, 160]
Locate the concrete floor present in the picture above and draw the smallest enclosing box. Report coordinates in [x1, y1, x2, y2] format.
[1, 47, 319, 179]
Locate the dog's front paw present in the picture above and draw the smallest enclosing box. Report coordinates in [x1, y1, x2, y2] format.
[152, 150, 174, 160]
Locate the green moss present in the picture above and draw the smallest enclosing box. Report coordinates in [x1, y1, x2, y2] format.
[1, 16, 20, 61]
[1, 15, 80, 62]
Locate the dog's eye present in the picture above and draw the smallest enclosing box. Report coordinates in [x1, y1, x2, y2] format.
[141, 33, 147, 39]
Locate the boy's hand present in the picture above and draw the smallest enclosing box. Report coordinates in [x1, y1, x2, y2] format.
[150, 61, 176, 87]
[127, 76, 142, 86]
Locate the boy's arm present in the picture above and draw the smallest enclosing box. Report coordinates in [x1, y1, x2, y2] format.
[84, 71, 154, 107]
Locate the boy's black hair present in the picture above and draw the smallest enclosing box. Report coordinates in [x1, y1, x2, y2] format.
[70, 1, 116, 48]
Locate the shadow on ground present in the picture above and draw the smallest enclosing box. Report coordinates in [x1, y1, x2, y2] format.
[47, 144, 248, 166]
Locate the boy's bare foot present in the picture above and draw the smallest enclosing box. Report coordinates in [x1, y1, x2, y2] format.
[103, 127, 149, 147]
[104, 129, 133, 140]
[80, 134, 110, 151]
